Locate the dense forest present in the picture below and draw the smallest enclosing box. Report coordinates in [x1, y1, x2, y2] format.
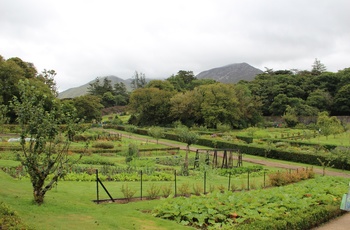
[1, 55, 350, 129]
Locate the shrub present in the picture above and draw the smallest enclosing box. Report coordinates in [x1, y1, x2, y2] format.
[192, 183, 204, 196]
[217, 184, 226, 193]
[147, 184, 160, 199]
[0, 202, 29, 229]
[92, 142, 114, 149]
[230, 183, 238, 192]
[161, 184, 172, 197]
[178, 183, 191, 197]
[121, 184, 136, 201]
[268, 168, 314, 186]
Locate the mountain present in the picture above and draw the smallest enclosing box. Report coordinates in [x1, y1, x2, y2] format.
[58, 76, 131, 99]
[195, 63, 263, 83]
[58, 63, 262, 98]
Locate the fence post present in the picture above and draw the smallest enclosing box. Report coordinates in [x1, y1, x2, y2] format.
[247, 170, 250, 190]
[204, 171, 207, 194]
[174, 170, 177, 197]
[228, 172, 231, 191]
[96, 169, 99, 204]
[140, 170, 143, 200]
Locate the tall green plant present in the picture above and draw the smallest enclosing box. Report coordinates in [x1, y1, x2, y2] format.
[126, 143, 139, 163]
[148, 126, 164, 144]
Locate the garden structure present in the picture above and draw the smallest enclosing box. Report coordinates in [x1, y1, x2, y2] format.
[194, 149, 243, 169]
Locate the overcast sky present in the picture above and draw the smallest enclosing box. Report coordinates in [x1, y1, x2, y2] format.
[1, 0, 350, 91]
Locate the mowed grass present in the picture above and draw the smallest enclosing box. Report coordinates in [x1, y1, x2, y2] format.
[0, 170, 193, 230]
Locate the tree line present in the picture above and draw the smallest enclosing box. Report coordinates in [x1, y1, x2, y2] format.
[2, 55, 350, 127]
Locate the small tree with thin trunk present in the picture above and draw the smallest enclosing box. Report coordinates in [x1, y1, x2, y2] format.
[175, 126, 198, 176]
[11, 80, 86, 205]
[148, 126, 164, 144]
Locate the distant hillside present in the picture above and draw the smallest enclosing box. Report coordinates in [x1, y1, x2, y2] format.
[195, 63, 263, 83]
[58, 76, 131, 99]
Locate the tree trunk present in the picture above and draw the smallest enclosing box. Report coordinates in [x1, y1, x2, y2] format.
[184, 145, 189, 176]
[33, 188, 45, 205]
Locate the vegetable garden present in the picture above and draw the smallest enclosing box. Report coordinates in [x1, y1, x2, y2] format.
[1, 126, 350, 229]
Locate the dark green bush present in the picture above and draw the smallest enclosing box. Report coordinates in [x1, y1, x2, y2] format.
[92, 142, 114, 149]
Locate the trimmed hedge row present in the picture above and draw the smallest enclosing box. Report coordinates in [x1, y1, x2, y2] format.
[261, 137, 338, 150]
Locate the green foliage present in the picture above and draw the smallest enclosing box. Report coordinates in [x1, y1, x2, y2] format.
[128, 88, 173, 126]
[217, 166, 264, 176]
[282, 105, 299, 127]
[217, 123, 231, 133]
[0, 105, 9, 132]
[88, 77, 129, 107]
[161, 184, 172, 197]
[167, 70, 196, 92]
[124, 124, 138, 134]
[79, 155, 115, 166]
[317, 111, 344, 138]
[175, 126, 199, 175]
[268, 168, 315, 186]
[92, 142, 114, 149]
[148, 126, 165, 144]
[120, 184, 136, 201]
[0, 202, 29, 230]
[178, 183, 191, 197]
[192, 183, 204, 196]
[147, 183, 161, 199]
[153, 176, 347, 229]
[73, 95, 104, 122]
[126, 143, 138, 163]
[11, 80, 87, 204]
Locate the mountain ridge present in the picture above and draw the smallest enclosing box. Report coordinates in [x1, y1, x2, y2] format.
[195, 62, 263, 83]
[58, 63, 263, 98]
[58, 75, 131, 99]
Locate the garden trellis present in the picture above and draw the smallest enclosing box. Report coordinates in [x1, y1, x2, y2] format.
[194, 149, 243, 169]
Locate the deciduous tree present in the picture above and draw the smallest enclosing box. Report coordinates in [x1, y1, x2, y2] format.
[11, 80, 86, 204]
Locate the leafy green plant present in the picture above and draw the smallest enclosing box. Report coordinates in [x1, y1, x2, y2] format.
[0, 202, 29, 229]
[153, 176, 348, 229]
[92, 142, 114, 149]
[126, 143, 138, 163]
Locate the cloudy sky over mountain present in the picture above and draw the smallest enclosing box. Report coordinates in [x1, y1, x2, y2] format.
[1, 0, 350, 91]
